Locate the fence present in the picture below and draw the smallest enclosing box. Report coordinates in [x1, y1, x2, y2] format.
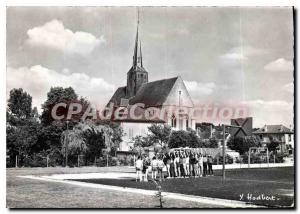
[7, 154, 135, 168]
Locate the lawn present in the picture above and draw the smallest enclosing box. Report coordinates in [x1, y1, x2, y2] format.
[72, 167, 294, 208]
[7, 166, 222, 208]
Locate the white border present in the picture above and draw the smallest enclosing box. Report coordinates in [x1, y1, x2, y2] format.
[1, 1, 298, 214]
[3, 0, 298, 7]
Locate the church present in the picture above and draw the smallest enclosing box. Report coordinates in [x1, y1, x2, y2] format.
[107, 12, 196, 150]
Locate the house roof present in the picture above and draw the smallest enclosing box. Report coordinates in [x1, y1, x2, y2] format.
[129, 77, 178, 107]
[253, 125, 293, 134]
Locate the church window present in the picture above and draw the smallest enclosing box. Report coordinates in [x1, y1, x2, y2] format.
[186, 118, 189, 129]
[171, 114, 176, 128]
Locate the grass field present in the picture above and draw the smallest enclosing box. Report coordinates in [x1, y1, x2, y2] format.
[7, 166, 223, 208]
[72, 167, 294, 208]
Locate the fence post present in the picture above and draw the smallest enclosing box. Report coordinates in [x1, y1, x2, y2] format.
[274, 154, 276, 164]
[46, 155, 49, 168]
[15, 155, 18, 168]
[267, 149, 269, 168]
[248, 148, 250, 168]
[106, 154, 108, 167]
[133, 155, 136, 167]
[240, 157, 242, 168]
[78, 155, 80, 168]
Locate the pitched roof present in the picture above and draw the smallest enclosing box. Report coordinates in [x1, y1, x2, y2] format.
[129, 77, 178, 107]
[253, 125, 293, 134]
[108, 86, 126, 106]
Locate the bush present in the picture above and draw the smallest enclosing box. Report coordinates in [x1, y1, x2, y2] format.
[22, 153, 47, 167]
[118, 156, 134, 166]
[97, 155, 119, 167]
[270, 154, 284, 163]
[213, 154, 233, 164]
[237, 153, 284, 164]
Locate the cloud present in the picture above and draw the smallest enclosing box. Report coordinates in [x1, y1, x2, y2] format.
[282, 82, 294, 93]
[264, 58, 293, 72]
[7, 65, 115, 112]
[221, 52, 247, 60]
[26, 19, 105, 55]
[220, 46, 266, 60]
[184, 81, 216, 96]
[242, 99, 293, 109]
[241, 99, 293, 127]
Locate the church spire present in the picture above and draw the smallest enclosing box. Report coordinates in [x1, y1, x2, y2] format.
[138, 40, 143, 67]
[133, 9, 143, 68]
[127, 8, 148, 98]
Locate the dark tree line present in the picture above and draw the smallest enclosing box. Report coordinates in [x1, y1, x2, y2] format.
[6, 87, 124, 167]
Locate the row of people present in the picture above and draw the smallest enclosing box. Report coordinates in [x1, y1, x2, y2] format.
[135, 151, 214, 182]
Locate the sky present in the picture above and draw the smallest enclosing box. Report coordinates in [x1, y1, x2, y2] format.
[6, 7, 294, 127]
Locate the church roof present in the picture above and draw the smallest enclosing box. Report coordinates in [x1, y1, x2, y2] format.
[108, 86, 127, 106]
[107, 77, 179, 108]
[129, 77, 178, 107]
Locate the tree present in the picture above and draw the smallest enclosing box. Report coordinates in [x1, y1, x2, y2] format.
[41, 87, 78, 125]
[186, 129, 200, 148]
[108, 122, 125, 151]
[6, 88, 42, 166]
[209, 138, 219, 148]
[7, 88, 32, 119]
[204, 138, 219, 148]
[6, 120, 40, 165]
[168, 130, 189, 148]
[80, 122, 109, 161]
[168, 129, 202, 148]
[31, 107, 39, 121]
[227, 136, 261, 154]
[37, 121, 65, 152]
[197, 123, 213, 139]
[60, 121, 110, 166]
[147, 124, 171, 147]
[267, 141, 280, 153]
[132, 135, 151, 155]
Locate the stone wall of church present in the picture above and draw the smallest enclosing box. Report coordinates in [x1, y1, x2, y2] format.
[163, 77, 194, 108]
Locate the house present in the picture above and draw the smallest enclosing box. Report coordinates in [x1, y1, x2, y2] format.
[107, 12, 195, 150]
[253, 124, 294, 154]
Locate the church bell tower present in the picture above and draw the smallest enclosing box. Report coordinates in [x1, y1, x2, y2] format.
[126, 9, 148, 98]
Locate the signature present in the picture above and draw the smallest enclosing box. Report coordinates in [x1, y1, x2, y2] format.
[239, 193, 279, 201]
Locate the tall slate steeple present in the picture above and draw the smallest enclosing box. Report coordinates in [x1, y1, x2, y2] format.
[126, 9, 148, 98]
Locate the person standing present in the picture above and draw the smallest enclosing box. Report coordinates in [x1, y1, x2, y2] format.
[190, 153, 196, 177]
[179, 152, 185, 178]
[151, 156, 158, 180]
[203, 154, 208, 177]
[170, 153, 176, 178]
[157, 156, 165, 181]
[163, 153, 170, 178]
[182, 151, 187, 176]
[143, 156, 151, 182]
[208, 155, 214, 176]
[185, 151, 190, 177]
[175, 153, 181, 177]
[198, 153, 203, 177]
[135, 156, 143, 182]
